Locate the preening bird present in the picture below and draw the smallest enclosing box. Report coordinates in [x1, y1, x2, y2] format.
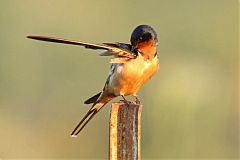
[27, 24, 159, 137]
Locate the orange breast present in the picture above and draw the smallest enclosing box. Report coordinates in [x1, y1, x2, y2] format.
[108, 54, 159, 96]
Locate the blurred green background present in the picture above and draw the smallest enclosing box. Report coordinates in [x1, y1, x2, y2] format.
[0, 0, 238, 159]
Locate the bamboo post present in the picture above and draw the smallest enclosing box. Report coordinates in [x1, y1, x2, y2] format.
[109, 102, 142, 160]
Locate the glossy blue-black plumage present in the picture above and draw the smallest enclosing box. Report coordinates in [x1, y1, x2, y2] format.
[130, 25, 158, 46]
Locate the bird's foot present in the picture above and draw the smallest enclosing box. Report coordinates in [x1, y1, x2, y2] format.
[134, 96, 141, 105]
[121, 96, 133, 105]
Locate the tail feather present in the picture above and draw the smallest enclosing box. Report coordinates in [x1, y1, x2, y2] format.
[84, 92, 102, 104]
[71, 96, 114, 136]
[71, 106, 100, 137]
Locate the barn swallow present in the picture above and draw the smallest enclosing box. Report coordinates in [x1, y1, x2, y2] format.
[27, 24, 159, 137]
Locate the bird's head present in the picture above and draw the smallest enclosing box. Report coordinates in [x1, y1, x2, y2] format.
[130, 25, 158, 60]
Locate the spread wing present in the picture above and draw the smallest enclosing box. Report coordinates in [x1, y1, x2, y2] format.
[27, 36, 137, 59]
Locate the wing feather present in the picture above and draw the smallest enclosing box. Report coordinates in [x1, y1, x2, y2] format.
[27, 36, 136, 59]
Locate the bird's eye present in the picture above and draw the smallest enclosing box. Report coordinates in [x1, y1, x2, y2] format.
[139, 37, 143, 40]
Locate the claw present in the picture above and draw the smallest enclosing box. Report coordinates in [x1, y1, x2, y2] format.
[121, 96, 132, 106]
[120, 95, 140, 105]
[134, 96, 141, 105]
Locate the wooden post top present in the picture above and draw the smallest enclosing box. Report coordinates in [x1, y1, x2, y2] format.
[109, 102, 142, 160]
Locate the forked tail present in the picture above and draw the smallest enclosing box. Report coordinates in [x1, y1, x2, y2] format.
[71, 96, 114, 137]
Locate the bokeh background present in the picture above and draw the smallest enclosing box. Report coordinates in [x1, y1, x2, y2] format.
[0, 0, 238, 159]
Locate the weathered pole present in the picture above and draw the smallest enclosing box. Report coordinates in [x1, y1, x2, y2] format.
[109, 102, 142, 160]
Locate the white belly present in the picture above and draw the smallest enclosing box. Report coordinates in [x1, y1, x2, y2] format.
[109, 54, 159, 96]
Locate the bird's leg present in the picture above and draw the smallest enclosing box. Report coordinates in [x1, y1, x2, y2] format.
[121, 95, 132, 105]
[134, 95, 141, 105]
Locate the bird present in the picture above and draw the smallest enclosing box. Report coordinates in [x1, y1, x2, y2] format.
[27, 24, 159, 137]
